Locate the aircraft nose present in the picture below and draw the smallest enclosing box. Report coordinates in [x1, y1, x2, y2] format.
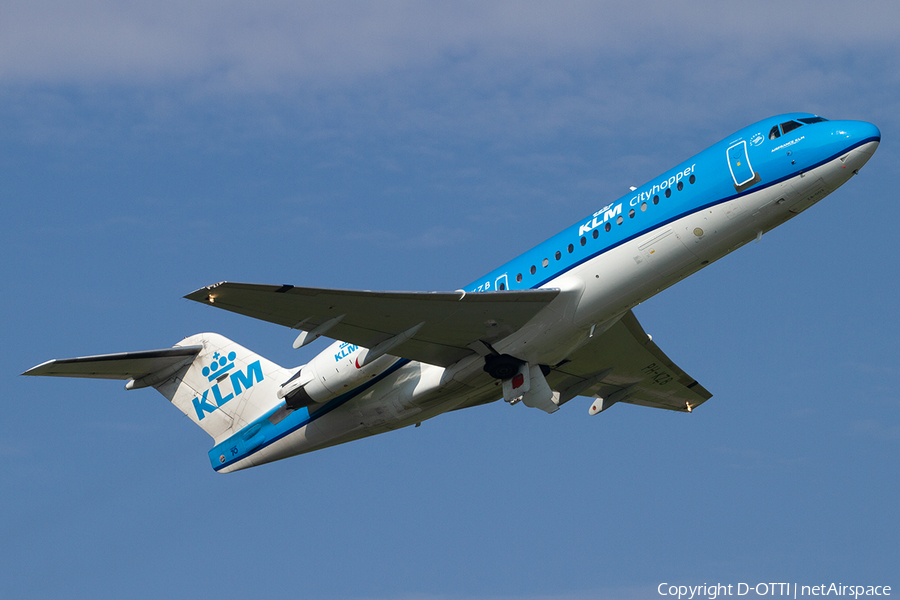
[860, 121, 881, 156]
[854, 120, 881, 148]
[835, 120, 880, 173]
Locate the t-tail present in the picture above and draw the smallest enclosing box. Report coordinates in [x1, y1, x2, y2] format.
[22, 333, 294, 448]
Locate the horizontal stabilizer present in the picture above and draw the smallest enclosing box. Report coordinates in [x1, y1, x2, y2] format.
[23, 333, 294, 443]
[22, 346, 202, 380]
[185, 282, 560, 367]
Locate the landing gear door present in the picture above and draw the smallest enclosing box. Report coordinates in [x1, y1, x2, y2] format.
[727, 141, 761, 192]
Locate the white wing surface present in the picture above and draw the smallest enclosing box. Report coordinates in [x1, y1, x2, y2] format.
[547, 311, 711, 412]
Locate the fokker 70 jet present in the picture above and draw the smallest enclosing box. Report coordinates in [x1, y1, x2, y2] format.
[24, 114, 880, 473]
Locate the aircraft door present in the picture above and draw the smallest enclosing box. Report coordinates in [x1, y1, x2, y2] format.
[727, 141, 761, 192]
[495, 274, 509, 291]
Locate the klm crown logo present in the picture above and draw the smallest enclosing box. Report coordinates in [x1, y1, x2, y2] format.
[202, 351, 237, 381]
[192, 351, 265, 421]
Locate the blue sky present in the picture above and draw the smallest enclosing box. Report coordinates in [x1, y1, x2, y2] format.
[3, 2, 899, 599]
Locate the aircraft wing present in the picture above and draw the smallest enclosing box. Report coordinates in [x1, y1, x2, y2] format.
[21, 346, 203, 380]
[185, 282, 560, 367]
[547, 311, 711, 412]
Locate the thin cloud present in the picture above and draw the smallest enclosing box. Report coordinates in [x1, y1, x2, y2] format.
[1, 1, 898, 91]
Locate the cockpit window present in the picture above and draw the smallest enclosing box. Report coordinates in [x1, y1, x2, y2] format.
[769, 125, 781, 140]
[798, 116, 828, 124]
[781, 120, 803, 134]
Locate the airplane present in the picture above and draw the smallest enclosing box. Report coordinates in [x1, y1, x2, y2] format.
[23, 113, 880, 473]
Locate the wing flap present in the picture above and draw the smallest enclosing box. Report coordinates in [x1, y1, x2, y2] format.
[185, 282, 560, 367]
[22, 346, 203, 381]
[547, 311, 711, 412]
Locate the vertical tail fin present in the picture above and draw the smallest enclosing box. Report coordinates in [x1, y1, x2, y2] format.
[155, 333, 294, 442]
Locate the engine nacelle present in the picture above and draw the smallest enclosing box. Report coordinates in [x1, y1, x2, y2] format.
[279, 340, 397, 409]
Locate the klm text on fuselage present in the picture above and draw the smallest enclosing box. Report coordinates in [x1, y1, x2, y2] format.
[579, 164, 696, 237]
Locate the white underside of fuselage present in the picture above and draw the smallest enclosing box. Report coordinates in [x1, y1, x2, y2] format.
[221, 141, 876, 472]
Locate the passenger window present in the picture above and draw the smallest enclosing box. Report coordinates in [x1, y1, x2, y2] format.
[781, 120, 803, 134]
[653, 194, 659, 204]
[555, 250, 561, 260]
[580, 236, 587, 246]
[516, 273, 522, 282]
[769, 125, 781, 140]
[592, 229, 599, 239]
[567, 243, 574, 253]
[605, 222, 611, 232]
[530, 265, 536, 274]
[542, 258, 549, 268]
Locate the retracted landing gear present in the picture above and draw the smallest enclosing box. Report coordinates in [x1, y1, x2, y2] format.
[482, 353, 524, 380]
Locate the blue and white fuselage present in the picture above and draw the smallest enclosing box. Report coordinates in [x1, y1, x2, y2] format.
[205, 114, 878, 472]
[24, 113, 880, 473]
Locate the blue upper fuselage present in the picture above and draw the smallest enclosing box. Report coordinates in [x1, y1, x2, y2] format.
[465, 113, 880, 293]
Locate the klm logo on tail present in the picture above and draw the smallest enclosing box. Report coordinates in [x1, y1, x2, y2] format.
[192, 351, 264, 421]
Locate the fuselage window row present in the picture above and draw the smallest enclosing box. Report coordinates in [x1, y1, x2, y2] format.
[512, 173, 697, 287]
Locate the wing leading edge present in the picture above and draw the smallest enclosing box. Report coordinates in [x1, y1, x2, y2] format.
[185, 282, 560, 367]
